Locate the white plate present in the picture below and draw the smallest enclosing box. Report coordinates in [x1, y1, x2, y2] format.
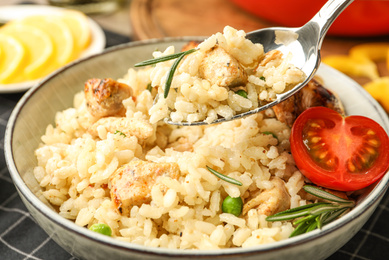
[0, 5, 106, 93]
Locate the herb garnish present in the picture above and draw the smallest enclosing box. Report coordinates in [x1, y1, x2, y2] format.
[146, 82, 152, 92]
[206, 166, 243, 186]
[235, 89, 248, 99]
[266, 185, 355, 237]
[114, 130, 126, 137]
[134, 48, 197, 99]
[262, 131, 278, 140]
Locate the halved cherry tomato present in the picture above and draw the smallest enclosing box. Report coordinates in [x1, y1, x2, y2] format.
[290, 107, 389, 191]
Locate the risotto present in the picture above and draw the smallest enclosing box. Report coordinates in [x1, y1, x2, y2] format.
[34, 26, 314, 249]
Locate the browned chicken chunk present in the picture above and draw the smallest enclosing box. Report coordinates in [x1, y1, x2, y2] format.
[272, 78, 344, 127]
[198, 46, 247, 88]
[110, 160, 181, 216]
[242, 177, 290, 216]
[84, 78, 133, 118]
[88, 117, 153, 142]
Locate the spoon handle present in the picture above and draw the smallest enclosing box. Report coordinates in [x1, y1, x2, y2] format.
[310, 0, 354, 45]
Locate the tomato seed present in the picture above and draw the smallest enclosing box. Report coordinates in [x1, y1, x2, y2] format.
[306, 131, 316, 137]
[310, 137, 322, 143]
[326, 158, 337, 168]
[358, 153, 368, 164]
[365, 146, 376, 155]
[310, 122, 321, 128]
[347, 160, 356, 172]
[367, 138, 379, 147]
[319, 151, 328, 159]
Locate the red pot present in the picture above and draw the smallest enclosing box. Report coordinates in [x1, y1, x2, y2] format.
[230, 0, 389, 37]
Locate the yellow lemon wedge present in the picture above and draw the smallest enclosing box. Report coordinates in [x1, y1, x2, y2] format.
[364, 77, 389, 112]
[14, 15, 75, 71]
[349, 43, 389, 63]
[59, 10, 92, 59]
[0, 9, 94, 86]
[322, 55, 380, 80]
[0, 34, 26, 84]
[0, 24, 54, 81]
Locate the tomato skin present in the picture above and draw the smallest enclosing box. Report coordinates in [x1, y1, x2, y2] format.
[290, 107, 389, 191]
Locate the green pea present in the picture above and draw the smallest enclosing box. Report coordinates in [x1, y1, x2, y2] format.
[89, 223, 112, 236]
[235, 89, 248, 99]
[222, 196, 243, 217]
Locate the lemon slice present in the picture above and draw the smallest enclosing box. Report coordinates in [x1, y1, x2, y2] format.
[0, 34, 26, 84]
[59, 10, 92, 59]
[0, 24, 54, 80]
[15, 15, 75, 69]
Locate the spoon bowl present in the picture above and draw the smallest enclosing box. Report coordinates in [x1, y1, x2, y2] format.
[166, 0, 354, 126]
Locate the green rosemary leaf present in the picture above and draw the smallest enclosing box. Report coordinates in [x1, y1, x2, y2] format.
[303, 185, 352, 204]
[134, 48, 197, 67]
[164, 51, 187, 98]
[322, 207, 349, 225]
[316, 214, 325, 229]
[306, 218, 319, 233]
[293, 214, 316, 226]
[290, 222, 309, 237]
[310, 204, 342, 216]
[266, 203, 330, 222]
[266, 208, 310, 222]
[206, 166, 243, 186]
[270, 202, 330, 216]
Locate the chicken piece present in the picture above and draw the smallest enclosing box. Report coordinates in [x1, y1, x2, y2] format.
[88, 117, 153, 142]
[84, 78, 133, 118]
[198, 46, 247, 88]
[272, 78, 345, 127]
[242, 177, 291, 216]
[110, 160, 181, 216]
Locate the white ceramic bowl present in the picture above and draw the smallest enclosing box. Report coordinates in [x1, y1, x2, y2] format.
[5, 39, 389, 260]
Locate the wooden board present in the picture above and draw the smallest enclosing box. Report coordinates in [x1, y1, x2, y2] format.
[130, 0, 389, 85]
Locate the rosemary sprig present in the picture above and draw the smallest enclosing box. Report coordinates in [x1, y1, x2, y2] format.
[266, 185, 355, 237]
[134, 48, 197, 99]
[134, 49, 197, 67]
[206, 166, 243, 186]
[163, 51, 187, 98]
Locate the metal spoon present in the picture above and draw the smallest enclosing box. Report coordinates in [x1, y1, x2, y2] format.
[166, 0, 354, 126]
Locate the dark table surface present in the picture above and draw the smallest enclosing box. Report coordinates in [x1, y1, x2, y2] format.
[1, 16, 389, 260]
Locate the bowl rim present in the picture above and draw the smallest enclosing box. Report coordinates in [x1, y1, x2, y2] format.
[5, 37, 389, 257]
